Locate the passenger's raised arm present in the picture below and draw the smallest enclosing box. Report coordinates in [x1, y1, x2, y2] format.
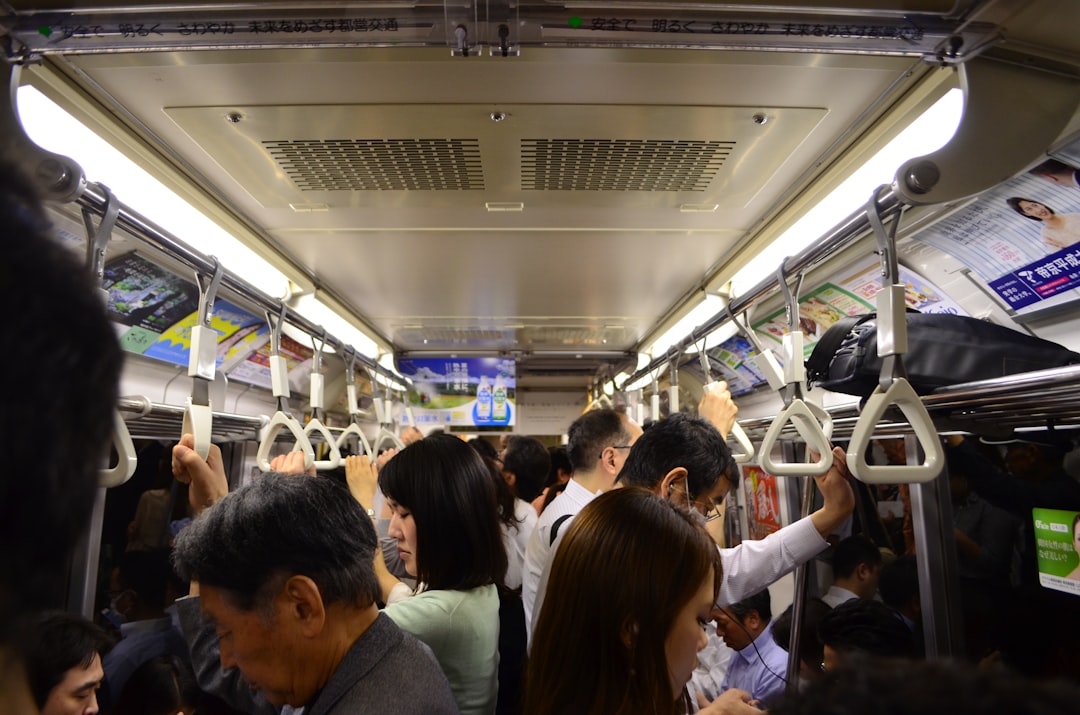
[698, 380, 738, 439]
[809, 446, 856, 539]
[171, 433, 228, 515]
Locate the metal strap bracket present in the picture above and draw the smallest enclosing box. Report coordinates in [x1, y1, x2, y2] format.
[759, 258, 834, 477]
[847, 187, 941, 484]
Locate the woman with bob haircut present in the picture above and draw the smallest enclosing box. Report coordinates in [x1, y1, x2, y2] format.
[371, 434, 508, 715]
[524, 487, 755, 715]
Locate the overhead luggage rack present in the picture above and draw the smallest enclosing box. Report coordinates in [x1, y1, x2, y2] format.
[117, 395, 267, 444]
[735, 363, 1080, 443]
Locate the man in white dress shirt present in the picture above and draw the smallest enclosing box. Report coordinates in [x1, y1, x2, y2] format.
[820, 534, 882, 608]
[521, 409, 641, 639]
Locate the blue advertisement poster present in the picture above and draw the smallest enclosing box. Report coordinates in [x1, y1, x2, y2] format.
[143, 298, 270, 371]
[912, 149, 1080, 314]
[396, 357, 516, 428]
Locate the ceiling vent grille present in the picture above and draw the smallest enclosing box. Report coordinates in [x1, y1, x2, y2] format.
[264, 138, 484, 191]
[521, 139, 733, 191]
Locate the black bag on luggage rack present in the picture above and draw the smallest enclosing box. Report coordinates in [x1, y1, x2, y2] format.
[805, 312, 1080, 398]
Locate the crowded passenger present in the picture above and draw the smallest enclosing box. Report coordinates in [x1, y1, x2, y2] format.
[817, 599, 916, 671]
[712, 590, 788, 706]
[0, 162, 124, 715]
[23, 612, 114, 715]
[819, 535, 882, 607]
[522, 408, 642, 633]
[770, 597, 832, 685]
[351, 434, 506, 714]
[170, 436, 459, 714]
[524, 487, 759, 715]
[499, 436, 551, 506]
[99, 549, 189, 711]
[614, 391, 855, 609]
[110, 654, 201, 715]
[768, 658, 1080, 715]
[531, 446, 574, 514]
[877, 554, 924, 656]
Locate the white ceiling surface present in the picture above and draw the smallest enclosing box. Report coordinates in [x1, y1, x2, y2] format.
[57, 47, 915, 356]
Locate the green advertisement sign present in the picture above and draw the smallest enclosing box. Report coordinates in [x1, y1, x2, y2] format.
[1033, 508, 1080, 596]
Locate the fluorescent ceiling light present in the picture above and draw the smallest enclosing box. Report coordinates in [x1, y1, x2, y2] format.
[728, 88, 964, 297]
[16, 86, 293, 299]
[645, 293, 725, 358]
[291, 294, 380, 359]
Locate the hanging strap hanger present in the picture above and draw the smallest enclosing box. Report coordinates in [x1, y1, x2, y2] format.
[181, 257, 223, 460]
[697, 335, 755, 464]
[297, 328, 342, 471]
[335, 348, 374, 463]
[847, 186, 942, 484]
[370, 367, 405, 453]
[650, 369, 661, 422]
[758, 257, 834, 477]
[82, 184, 137, 487]
[256, 302, 314, 471]
[401, 378, 418, 430]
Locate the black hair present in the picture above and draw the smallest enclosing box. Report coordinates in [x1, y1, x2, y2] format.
[565, 409, 632, 472]
[483, 455, 523, 530]
[172, 473, 380, 611]
[546, 445, 573, 486]
[817, 599, 914, 660]
[1006, 196, 1054, 221]
[113, 654, 201, 715]
[769, 658, 1080, 715]
[618, 413, 736, 499]
[832, 535, 882, 580]
[0, 163, 122, 632]
[469, 437, 500, 461]
[23, 611, 114, 708]
[728, 588, 772, 623]
[379, 434, 508, 591]
[503, 435, 551, 502]
[878, 554, 919, 612]
[772, 597, 832, 670]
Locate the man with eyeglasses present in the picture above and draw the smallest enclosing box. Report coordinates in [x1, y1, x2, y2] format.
[522, 408, 642, 644]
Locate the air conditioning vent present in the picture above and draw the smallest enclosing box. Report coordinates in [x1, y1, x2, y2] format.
[264, 138, 484, 191]
[521, 139, 733, 191]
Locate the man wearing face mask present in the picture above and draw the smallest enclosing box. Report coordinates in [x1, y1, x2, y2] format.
[530, 385, 855, 640]
[98, 550, 188, 713]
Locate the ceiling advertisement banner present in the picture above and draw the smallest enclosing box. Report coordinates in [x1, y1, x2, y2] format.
[397, 357, 517, 428]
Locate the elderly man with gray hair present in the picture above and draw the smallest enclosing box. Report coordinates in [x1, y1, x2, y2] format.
[171, 436, 458, 714]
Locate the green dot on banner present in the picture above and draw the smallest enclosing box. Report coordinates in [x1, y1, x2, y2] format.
[568, 16, 583, 29]
[38, 26, 52, 37]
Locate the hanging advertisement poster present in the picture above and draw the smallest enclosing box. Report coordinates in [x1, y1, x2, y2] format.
[143, 299, 270, 371]
[228, 333, 315, 394]
[751, 262, 963, 358]
[1033, 507, 1080, 597]
[704, 336, 768, 396]
[102, 252, 200, 354]
[396, 357, 516, 428]
[911, 151, 1080, 314]
[741, 465, 782, 540]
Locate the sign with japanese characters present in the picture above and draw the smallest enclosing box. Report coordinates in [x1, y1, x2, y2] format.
[1033, 508, 1080, 597]
[912, 146, 1080, 314]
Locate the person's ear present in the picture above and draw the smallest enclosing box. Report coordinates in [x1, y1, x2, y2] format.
[660, 468, 688, 499]
[856, 562, 871, 582]
[281, 575, 326, 637]
[502, 470, 517, 488]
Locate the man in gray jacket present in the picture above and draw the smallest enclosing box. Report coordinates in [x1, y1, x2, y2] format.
[171, 438, 458, 714]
